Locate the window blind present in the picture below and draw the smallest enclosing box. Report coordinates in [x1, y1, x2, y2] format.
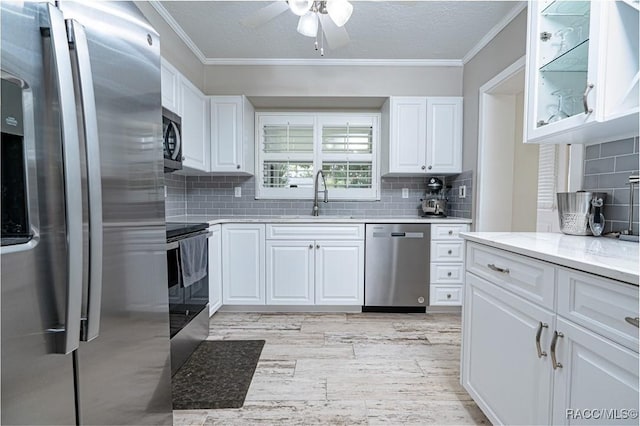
[537, 144, 559, 210]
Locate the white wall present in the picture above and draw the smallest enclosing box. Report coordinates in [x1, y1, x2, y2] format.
[463, 9, 528, 224]
[135, 2, 204, 90]
[511, 91, 539, 231]
[203, 65, 463, 97]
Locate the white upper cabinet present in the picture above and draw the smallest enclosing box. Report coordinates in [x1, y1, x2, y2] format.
[386, 97, 427, 174]
[382, 96, 463, 176]
[160, 58, 181, 115]
[426, 97, 463, 174]
[180, 77, 209, 172]
[525, 0, 639, 144]
[210, 95, 255, 175]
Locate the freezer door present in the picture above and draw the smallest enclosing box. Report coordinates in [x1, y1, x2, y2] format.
[1, 2, 79, 424]
[59, 2, 173, 424]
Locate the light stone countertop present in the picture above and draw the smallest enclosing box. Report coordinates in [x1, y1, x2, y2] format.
[460, 232, 639, 285]
[166, 215, 472, 225]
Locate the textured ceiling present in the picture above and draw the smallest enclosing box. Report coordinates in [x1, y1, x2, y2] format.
[159, 1, 522, 60]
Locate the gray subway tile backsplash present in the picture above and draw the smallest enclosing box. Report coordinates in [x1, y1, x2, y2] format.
[582, 136, 639, 234]
[164, 171, 474, 219]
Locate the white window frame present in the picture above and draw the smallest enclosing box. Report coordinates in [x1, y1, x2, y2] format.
[255, 112, 380, 201]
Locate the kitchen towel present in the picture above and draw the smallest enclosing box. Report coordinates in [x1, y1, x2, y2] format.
[179, 234, 207, 287]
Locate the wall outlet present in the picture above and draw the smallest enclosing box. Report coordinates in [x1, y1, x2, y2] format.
[458, 185, 466, 199]
[234, 187, 242, 198]
[164, 185, 167, 198]
[402, 188, 409, 198]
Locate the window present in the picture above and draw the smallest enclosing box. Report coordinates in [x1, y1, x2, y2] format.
[256, 113, 379, 200]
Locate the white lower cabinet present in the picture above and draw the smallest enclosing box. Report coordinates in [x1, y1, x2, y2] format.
[264, 224, 364, 306]
[462, 241, 640, 426]
[315, 241, 364, 305]
[463, 272, 554, 426]
[208, 225, 222, 315]
[551, 318, 639, 426]
[266, 241, 314, 305]
[222, 224, 265, 305]
[430, 223, 468, 307]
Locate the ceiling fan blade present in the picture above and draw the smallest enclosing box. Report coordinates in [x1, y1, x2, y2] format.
[241, 1, 289, 29]
[318, 14, 350, 49]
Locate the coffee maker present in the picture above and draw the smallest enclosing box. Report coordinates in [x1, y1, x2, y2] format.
[421, 177, 448, 217]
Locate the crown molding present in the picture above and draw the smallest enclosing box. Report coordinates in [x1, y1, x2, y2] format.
[149, 0, 207, 63]
[202, 58, 463, 67]
[150, 0, 522, 68]
[462, 2, 527, 65]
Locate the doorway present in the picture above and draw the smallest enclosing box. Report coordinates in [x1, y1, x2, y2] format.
[476, 57, 540, 232]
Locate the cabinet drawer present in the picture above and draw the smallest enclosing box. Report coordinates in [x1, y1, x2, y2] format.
[431, 241, 464, 262]
[466, 242, 555, 309]
[266, 224, 364, 240]
[430, 263, 464, 284]
[557, 269, 639, 352]
[432, 223, 469, 240]
[430, 284, 462, 306]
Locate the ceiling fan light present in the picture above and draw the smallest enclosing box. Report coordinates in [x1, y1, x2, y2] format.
[289, 0, 313, 16]
[326, 0, 353, 27]
[296, 12, 318, 37]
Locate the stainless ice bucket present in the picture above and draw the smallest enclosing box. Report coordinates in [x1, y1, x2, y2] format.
[557, 191, 607, 235]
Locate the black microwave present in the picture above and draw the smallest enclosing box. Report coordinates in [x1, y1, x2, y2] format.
[162, 107, 182, 172]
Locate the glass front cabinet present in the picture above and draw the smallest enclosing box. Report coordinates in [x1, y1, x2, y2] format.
[525, 0, 639, 144]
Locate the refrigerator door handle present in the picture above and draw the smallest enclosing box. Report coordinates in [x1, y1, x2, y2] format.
[40, 3, 83, 354]
[68, 19, 103, 342]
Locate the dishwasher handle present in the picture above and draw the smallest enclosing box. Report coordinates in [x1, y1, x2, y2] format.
[373, 232, 425, 238]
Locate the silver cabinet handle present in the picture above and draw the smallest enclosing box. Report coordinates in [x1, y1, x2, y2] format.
[421, 165, 426, 170]
[487, 263, 510, 274]
[237, 164, 241, 169]
[448, 230, 453, 235]
[583, 83, 594, 114]
[308, 244, 313, 249]
[316, 244, 320, 249]
[68, 20, 103, 343]
[428, 165, 432, 170]
[41, 3, 83, 355]
[447, 250, 452, 255]
[550, 330, 564, 369]
[625, 317, 640, 328]
[447, 272, 452, 277]
[446, 294, 452, 299]
[536, 322, 549, 358]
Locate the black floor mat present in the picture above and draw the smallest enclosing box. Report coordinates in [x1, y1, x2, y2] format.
[172, 340, 265, 409]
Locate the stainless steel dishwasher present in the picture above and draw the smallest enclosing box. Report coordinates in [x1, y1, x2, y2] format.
[364, 224, 430, 311]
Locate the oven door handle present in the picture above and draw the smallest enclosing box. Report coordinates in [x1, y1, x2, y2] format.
[166, 231, 212, 250]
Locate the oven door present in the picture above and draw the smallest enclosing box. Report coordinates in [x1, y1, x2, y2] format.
[166, 239, 208, 338]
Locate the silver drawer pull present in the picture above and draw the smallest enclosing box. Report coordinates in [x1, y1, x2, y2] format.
[536, 322, 548, 358]
[487, 263, 510, 274]
[551, 331, 564, 370]
[625, 317, 640, 328]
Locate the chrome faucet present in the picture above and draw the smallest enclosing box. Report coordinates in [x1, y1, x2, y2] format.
[312, 170, 329, 216]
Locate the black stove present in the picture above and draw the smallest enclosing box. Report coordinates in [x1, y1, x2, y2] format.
[166, 222, 208, 240]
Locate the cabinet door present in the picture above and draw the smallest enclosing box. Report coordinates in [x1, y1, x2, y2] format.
[462, 272, 554, 425]
[266, 240, 314, 305]
[222, 224, 265, 305]
[315, 241, 364, 305]
[552, 317, 639, 425]
[181, 78, 209, 171]
[208, 225, 222, 315]
[425, 97, 462, 174]
[525, 0, 598, 142]
[210, 96, 242, 173]
[388, 97, 427, 174]
[160, 58, 180, 114]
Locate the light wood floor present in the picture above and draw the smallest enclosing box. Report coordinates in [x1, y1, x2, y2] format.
[173, 312, 490, 425]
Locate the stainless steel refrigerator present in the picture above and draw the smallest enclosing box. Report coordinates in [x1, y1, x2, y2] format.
[1, 1, 172, 424]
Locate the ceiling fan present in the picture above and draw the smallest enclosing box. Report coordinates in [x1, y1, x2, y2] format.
[241, 0, 353, 55]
